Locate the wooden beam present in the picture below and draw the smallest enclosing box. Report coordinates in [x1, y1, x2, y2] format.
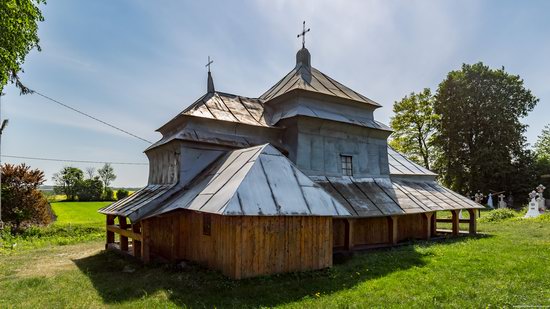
[106, 225, 142, 241]
[119, 216, 129, 252]
[450, 210, 460, 236]
[343, 219, 354, 251]
[467, 209, 477, 236]
[132, 223, 141, 258]
[431, 212, 437, 237]
[435, 218, 471, 224]
[387, 216, 399, 245]
[106, 215, 115, 249]
[141, 220, 151, 263]
[423, 212, 433, 240]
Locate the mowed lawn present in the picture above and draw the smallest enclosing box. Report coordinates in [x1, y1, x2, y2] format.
[51, 201, 111, 226]
[0, 205, 549, 308]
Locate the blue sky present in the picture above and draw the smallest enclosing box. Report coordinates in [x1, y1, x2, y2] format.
[2, 0, 550, 187]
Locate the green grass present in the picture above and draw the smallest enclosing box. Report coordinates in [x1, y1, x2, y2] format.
[51, 201, 110, 225]
[0, 201, 111, 253]
[1, 212, 549, 308]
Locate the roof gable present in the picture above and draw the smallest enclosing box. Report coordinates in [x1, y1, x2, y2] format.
[260, 61, 381, 107]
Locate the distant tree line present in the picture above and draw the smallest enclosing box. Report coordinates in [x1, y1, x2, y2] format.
[52, 163, 128, 201]
[390, 62, 546, 204]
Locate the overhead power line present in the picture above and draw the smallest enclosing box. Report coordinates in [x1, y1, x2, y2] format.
[29, 89, 154, 144]
[2, 155, 148, 166]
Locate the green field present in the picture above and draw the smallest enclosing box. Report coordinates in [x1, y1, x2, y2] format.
[51, 201, 110, 226]
[1, 203, 549, 308]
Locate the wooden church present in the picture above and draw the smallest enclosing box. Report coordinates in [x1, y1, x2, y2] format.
[99, 31, 482, 279]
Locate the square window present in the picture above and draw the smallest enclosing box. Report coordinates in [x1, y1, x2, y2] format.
[203, 213, 211, 236]
[341, 155, 353, 176]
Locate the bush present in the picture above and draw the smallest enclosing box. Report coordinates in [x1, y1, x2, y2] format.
[116, 189, 129, 200]
[479, 208, 518, 223]
[1, 164, 53, 232]
[76, 177, 103, 201]
[102, 187, 115, 201]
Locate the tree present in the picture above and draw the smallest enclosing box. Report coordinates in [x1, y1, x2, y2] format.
[434, 62, 538, 196]
[97, 163, 116, 189]
[52, 166, 83, 201]
[116, 188, 129, 200]
[1, 163, 52, 232]
[0, 0, 46, 93]
[389, 88, 439, 169]
[534, 124, 550, 160]
[76, 177, 103, 201]
[85, 167, 96, 179]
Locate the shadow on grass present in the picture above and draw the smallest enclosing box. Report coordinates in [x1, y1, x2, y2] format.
[73, 236, 484, 307]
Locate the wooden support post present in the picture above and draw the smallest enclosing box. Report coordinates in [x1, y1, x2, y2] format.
[119, 216, 129, 252]
[106, 215, 115, 249]
[467, 209, 477, 236]
[387, 216, 399, 244]
[431, 212, 437, 236]
[423, 212, 433, 240]
[141, 220, 150, 263]
[450, 210, 460, 236]
[344, 219, 354, 251]
[132, 223, 141, 258]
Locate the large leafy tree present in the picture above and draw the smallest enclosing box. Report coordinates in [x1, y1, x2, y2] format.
[52, 166, 83, 201]
[0, 0, 45, 93]
[434, 62, 538, 196]
[389, 88, 439, 169]
[1, 163, 52, 232]
[534, 124, 550, 160]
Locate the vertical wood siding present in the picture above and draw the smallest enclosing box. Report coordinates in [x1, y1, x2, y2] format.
[145, 211, 332, 279]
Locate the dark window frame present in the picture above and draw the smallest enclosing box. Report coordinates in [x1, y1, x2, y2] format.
[341, 155, 353, 176]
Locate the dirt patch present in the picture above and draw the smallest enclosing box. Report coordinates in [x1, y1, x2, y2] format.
[16, 242, 103, 278]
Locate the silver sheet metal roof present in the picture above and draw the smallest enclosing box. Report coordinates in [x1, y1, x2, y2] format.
[260, 64, 381, 107]
[387, 147, 437, 176]
[98, 184, 176, 220]
[182, 92, 270, 127]
[312, 176, 483, 217]
[270, 104, 391, 131]
[148, 144, 350, 217]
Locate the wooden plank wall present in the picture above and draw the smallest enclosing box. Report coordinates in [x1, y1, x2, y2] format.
[397, 213, 427, 242]
[353, 217, 389, 245]
[144, 211, 333, 279]
[333, 219, 346, 248]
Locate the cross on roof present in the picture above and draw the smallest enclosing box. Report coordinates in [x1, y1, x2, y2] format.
[205, 56, 213, 73]
[297, 21, 310, 48]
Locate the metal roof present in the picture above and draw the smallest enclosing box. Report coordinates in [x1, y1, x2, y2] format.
[387, 147, 437, 176]
[260, 63, 381, 107]
[182, 92, 270, 127]
[98, 184, 177, 221]
[312, 176, 483, 218]
[148, 144, 350, 217]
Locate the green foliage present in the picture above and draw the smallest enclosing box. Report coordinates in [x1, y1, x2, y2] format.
[1, 163, 52, 231]
[97, 163, 116, 189]
[390, 88, 439, 169]
[76, 177, 103, 201]
[434, 62, 539, 196]
[52, 166, 84, 201]
[116, 188, 129, 200]
[0, 0, 45, 93]
[534, 124, 550, 160]
[478, 208, 519, 222]
[102, 187, 114, 201]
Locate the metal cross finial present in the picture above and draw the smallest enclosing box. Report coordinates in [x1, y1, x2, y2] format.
[297, 21, 310, 48]
[205, 56, 213, 73]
